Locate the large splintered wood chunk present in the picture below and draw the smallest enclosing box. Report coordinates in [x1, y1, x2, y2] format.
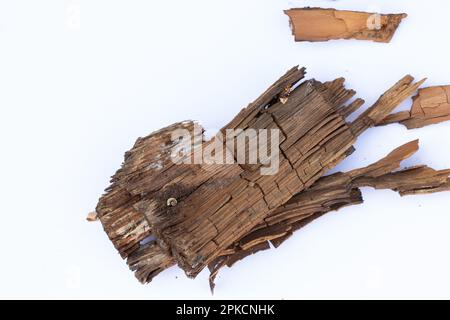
[380, 86, 450, 129]
[285, 8, 407, 43]
[94, 67, 429, 285]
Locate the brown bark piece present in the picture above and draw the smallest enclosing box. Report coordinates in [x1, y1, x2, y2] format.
[380, 86, 450, 129]
[285, 8, 407, 43]
[86, 211, 99, 222]
[93, 67, 449, 289]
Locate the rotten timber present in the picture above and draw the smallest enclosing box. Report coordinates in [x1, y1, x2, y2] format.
[285, 8, 407, 43]
[94, 66, 449, 289]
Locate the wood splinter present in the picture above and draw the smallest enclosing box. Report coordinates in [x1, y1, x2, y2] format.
[285, 8, 407, 43]
[380, 86, 450, 129]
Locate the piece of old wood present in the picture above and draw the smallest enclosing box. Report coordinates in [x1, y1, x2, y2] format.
[93, 67, 448, 288]
[285, 8, 407, 43]
[380, 86, 450, 129]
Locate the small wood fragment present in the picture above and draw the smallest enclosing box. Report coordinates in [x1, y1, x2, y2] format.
[208, 140, 450, 290]
[92, 67, 450, 290]
[285, 8, 407, 43]
[380, 86, 450, 129]
[86, 211, 99, 222]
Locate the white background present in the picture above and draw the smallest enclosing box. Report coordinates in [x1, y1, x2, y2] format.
[1, 0, 449, 299]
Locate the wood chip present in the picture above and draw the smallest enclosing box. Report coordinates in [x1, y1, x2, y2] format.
[285, 8, 407, 43]
[380, 86, 450, 129]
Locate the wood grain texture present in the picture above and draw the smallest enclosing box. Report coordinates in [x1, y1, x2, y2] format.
[285, 8, 407, 43]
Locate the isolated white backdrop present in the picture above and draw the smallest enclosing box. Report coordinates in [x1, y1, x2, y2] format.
[0, 0, 449, 299]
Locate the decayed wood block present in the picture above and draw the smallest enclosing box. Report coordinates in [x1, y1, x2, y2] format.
[285, 8, 407, 43]
[93, 66, 449, 288]
[380, 86, 450, 129]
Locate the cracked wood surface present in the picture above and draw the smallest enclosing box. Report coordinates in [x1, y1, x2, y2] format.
[285, 8, 407, 43]
[94, 67, 446, 287]
[380, 86, 450, 129]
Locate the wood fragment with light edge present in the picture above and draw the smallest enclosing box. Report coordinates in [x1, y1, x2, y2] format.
[285, 8, 407, 43]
